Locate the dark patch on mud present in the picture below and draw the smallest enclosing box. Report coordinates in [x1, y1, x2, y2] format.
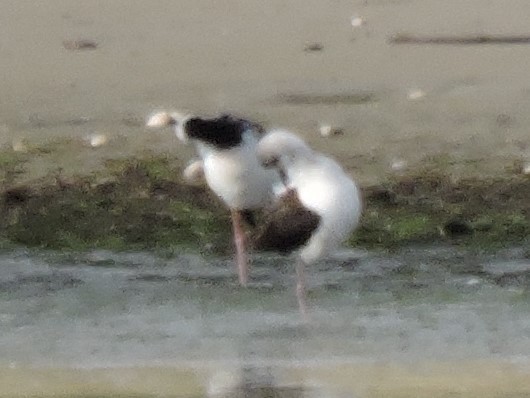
[62, 39, 98, 50]
[130, 272, 236, 286]
[442, 219, 474, 238]
[277, 91, 375, 105]
[0, 272, 83, 294]
[131, 273, 174, 283]
[389, 33, 530, 45]
[492, 271, 530, 288]
[174, 273, 235, 286]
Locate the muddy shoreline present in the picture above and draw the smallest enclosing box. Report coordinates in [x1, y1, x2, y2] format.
[1, 145, 528, 252]
[0, 0, 529, 252]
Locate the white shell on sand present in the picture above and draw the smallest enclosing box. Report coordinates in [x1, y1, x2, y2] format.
[86, 133, 108, 148]
[391, 159, 408, 172]
[319, 124, 343, 137]
[523, 162, 530, 175]
[351, 16, 364, 27]
[146, 111, 173, 128]
[146, 110, 189, 128]
[407, 89, 426, 100]
[11, 139, 28, 152]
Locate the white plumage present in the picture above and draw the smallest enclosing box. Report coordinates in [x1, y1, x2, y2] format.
[258, 129, 361, 263]
[182, 158, 205, 183]
[193, 132, 280, 211]
[148, 112, 362, 316]
[293, 152, 361, 264]
[146, 111, 281, 286]
[148, 111, 280, 210]
[257, 129, 362, 316]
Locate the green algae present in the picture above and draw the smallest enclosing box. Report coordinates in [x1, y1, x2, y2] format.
[1, 153, 230, 253]
[354, 171, 529, 250]
[0, 145, 528, 253]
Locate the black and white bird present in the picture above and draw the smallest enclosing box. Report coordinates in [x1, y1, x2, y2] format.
[147, 111, 281, 286]
[254, 129, 362, 316]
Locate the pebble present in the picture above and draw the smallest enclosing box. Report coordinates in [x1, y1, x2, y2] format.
[304, 42, 324, 52]
[351, 16, 365, 27]
[523, 162, 530, 175]
[407, 88, 426, 100]
[85, 133, 108, 148]
[390, 159, 407, 172]
[466, 278, 481, 286]
[11, 139, 28, 152]
[146, 111, 173, 128]
[62, 39, 98, 51]
[319, 124, 343, 137]
[146, 110, 188, 128]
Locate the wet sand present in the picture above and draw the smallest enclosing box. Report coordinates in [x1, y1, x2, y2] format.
[2, 361, 530, 397]
[1, 0, 529, 183]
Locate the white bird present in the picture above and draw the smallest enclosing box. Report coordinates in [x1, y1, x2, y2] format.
[146, 111, 281, 286]
[254, 129, 362, 316]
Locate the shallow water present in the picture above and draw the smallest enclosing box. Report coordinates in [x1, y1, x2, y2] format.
[1, 246, 529, 396]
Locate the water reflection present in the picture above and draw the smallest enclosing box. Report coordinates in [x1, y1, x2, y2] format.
[206, 366, 309, 398]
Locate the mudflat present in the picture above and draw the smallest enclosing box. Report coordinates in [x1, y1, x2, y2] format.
[1, 0, 529, 183]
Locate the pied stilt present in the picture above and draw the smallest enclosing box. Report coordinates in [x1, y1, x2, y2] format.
[147, 111, 281, 286]
[254, 129, 362, 316]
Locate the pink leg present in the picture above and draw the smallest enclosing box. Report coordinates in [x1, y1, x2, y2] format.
[231, 209, 249, 286]
[295, 258, 309, 320]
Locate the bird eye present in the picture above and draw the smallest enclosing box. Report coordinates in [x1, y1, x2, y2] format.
[262, 156, 279, 168]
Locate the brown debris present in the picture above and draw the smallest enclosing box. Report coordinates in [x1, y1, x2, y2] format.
[389, 34, 530, 45]
[62, 39, 98, 51]
[303, 42, 324, 52]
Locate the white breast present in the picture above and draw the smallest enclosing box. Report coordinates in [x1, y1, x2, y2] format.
[197, 133, 280, 210]
[288, 156, 362, 264]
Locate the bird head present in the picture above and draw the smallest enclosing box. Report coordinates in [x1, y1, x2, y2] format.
[257, 129, 313, 170]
